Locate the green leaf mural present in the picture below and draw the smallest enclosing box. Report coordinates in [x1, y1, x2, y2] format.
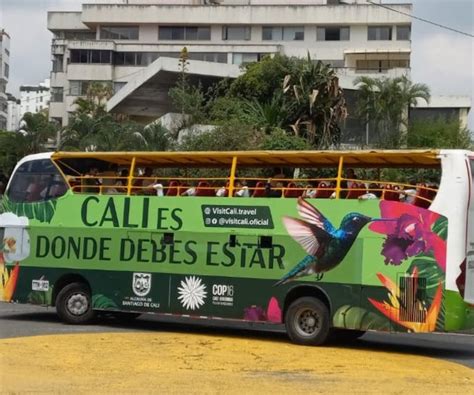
[432, 216, 448, 241]
[333, 305, 390, 331]
[92, 294, 118, 309]
[0, 196, 57, 223]
[27, 288, 53, 305]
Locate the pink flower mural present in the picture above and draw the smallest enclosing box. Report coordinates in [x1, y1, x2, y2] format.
[369, 201, 446, 271]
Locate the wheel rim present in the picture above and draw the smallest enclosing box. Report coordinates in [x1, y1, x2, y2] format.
[293, 307, 321, 338]
[67, 293, 89, 316]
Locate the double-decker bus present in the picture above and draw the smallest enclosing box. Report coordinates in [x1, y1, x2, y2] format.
[0, 150, 473, 345]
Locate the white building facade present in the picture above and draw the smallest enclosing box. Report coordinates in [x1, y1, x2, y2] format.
[6, 93, 20, 132]
[47, 0, 412, 127]
[19, 79, 51, 117]
[0, 29, 10, 130]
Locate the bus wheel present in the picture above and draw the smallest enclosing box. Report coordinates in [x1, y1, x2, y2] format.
[56, 282, 95, 324]
[285, 297, 330, 346]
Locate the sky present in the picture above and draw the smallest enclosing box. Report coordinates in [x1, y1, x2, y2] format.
[0, 0, 473, 127]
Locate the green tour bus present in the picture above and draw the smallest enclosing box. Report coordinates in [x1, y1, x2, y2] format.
[0, 150, 473, 345]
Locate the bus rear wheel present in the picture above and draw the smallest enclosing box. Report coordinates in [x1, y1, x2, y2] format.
[56, 282, 95, 324]
[285, 297, 330, 346]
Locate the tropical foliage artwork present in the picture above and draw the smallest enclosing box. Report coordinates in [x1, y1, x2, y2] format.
[0, 213, 30, 302]
[367, 201, 447, 332]
[281, 199, 448, 333]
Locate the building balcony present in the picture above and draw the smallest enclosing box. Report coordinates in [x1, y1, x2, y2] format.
[80, 3, 412, 26]
[67, 40, 115, 51]
[47, 12, 88, 31]
[336, 66, 410, 79]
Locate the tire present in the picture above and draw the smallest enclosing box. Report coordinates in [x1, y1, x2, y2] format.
[56, 282, 96, 324]
[285, 297, 330, 346]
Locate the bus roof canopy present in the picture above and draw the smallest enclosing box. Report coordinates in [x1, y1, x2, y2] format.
[52, 150, 441, 168]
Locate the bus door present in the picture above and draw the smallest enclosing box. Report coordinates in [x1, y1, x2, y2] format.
[465, 158, 474, 304]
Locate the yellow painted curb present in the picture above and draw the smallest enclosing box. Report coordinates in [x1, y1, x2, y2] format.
[0, 332, 472, 394]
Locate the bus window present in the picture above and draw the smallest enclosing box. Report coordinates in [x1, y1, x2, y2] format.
[7, 159, 69, 203]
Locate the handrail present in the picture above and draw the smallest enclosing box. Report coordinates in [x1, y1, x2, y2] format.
[65, 174, 439, 205]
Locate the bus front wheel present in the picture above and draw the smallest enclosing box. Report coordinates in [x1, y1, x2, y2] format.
[285, 297, 330, 346]
[56, 282, 95, 324]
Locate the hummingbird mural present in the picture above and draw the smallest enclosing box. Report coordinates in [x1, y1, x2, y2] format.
[275, 198, 375, 286]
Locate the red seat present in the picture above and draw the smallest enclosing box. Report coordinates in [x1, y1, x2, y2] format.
[252, 181, 266, 198]
[315, 182, 333, 198]
[195, 181, 215, 197]
[166, 181, 180, 196]
[284, 182, 304, 198]
[346, 182, 366, 199]
[414, 183, 436, 208]
[383, 184, 401, 201]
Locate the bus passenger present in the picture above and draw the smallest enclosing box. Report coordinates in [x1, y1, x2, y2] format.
[265, 169, 287, 198]
[359, 183, 382, 200]
[82, 167, 101, 193]
[115, 169, 129, 193]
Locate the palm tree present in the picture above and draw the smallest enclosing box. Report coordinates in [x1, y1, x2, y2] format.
[20, 112, 57, 153]
[73, 82, 114, 118]
[283, 57, 347, 149]
[354, 75, 430, 148]
[131, 123, 174, 151]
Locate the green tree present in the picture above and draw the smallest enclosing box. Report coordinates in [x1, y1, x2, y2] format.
[20, 112, 57, 153]
[168, 48, 207, 125]
[130, 123, 174, 151]
[74, 81, 113, 118]
[178, 122, 264, 152]
[260, 128, 312, 151]
[282, 57, 347, 148]
[407, 118, 472, 149]
[354, 75, 430, 148]
[229, 54, 293, 102]
[0, 131, 29, 174]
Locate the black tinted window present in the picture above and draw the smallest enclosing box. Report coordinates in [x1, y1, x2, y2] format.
[7, 159, 69, 203]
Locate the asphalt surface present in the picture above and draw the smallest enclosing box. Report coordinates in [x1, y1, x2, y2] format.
[1, 303, 473, 369]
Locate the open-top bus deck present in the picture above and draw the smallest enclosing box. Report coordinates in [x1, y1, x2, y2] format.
[0, 149, 473, 345]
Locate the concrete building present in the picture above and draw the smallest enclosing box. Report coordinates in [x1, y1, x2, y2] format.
[6, 93, 20, 132]
[19, 79, 51, 117]
[411, 96, 472, 130]
[0, 29, 10, 130]
[47, 0, 412, 126]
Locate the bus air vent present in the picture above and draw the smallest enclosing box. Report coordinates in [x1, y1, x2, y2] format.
[398, 276, 427, 323]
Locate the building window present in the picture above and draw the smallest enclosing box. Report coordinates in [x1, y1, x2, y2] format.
[232, 53, 262, 65]
[317, 26, 350, 41]
[4, 48, 9, 56]
[368, 26, 392, 40]
[50, 87, 64, 102]
[100, 26, 139, 40]
[70, 50, 112, 64]
[222, 26, 251, 41]
[4, 63, 9, 78]
[69, 81, 109, 96]
[356, 59, 410, 73]
[397, 25, 411, 41]
[159, 26, 211, 41]
[188, 52, 227, 63]
[262, 26, 304, 41]
[52, 55, 64, 72]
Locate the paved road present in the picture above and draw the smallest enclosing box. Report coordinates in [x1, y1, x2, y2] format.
[1, 303, 473, 369]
